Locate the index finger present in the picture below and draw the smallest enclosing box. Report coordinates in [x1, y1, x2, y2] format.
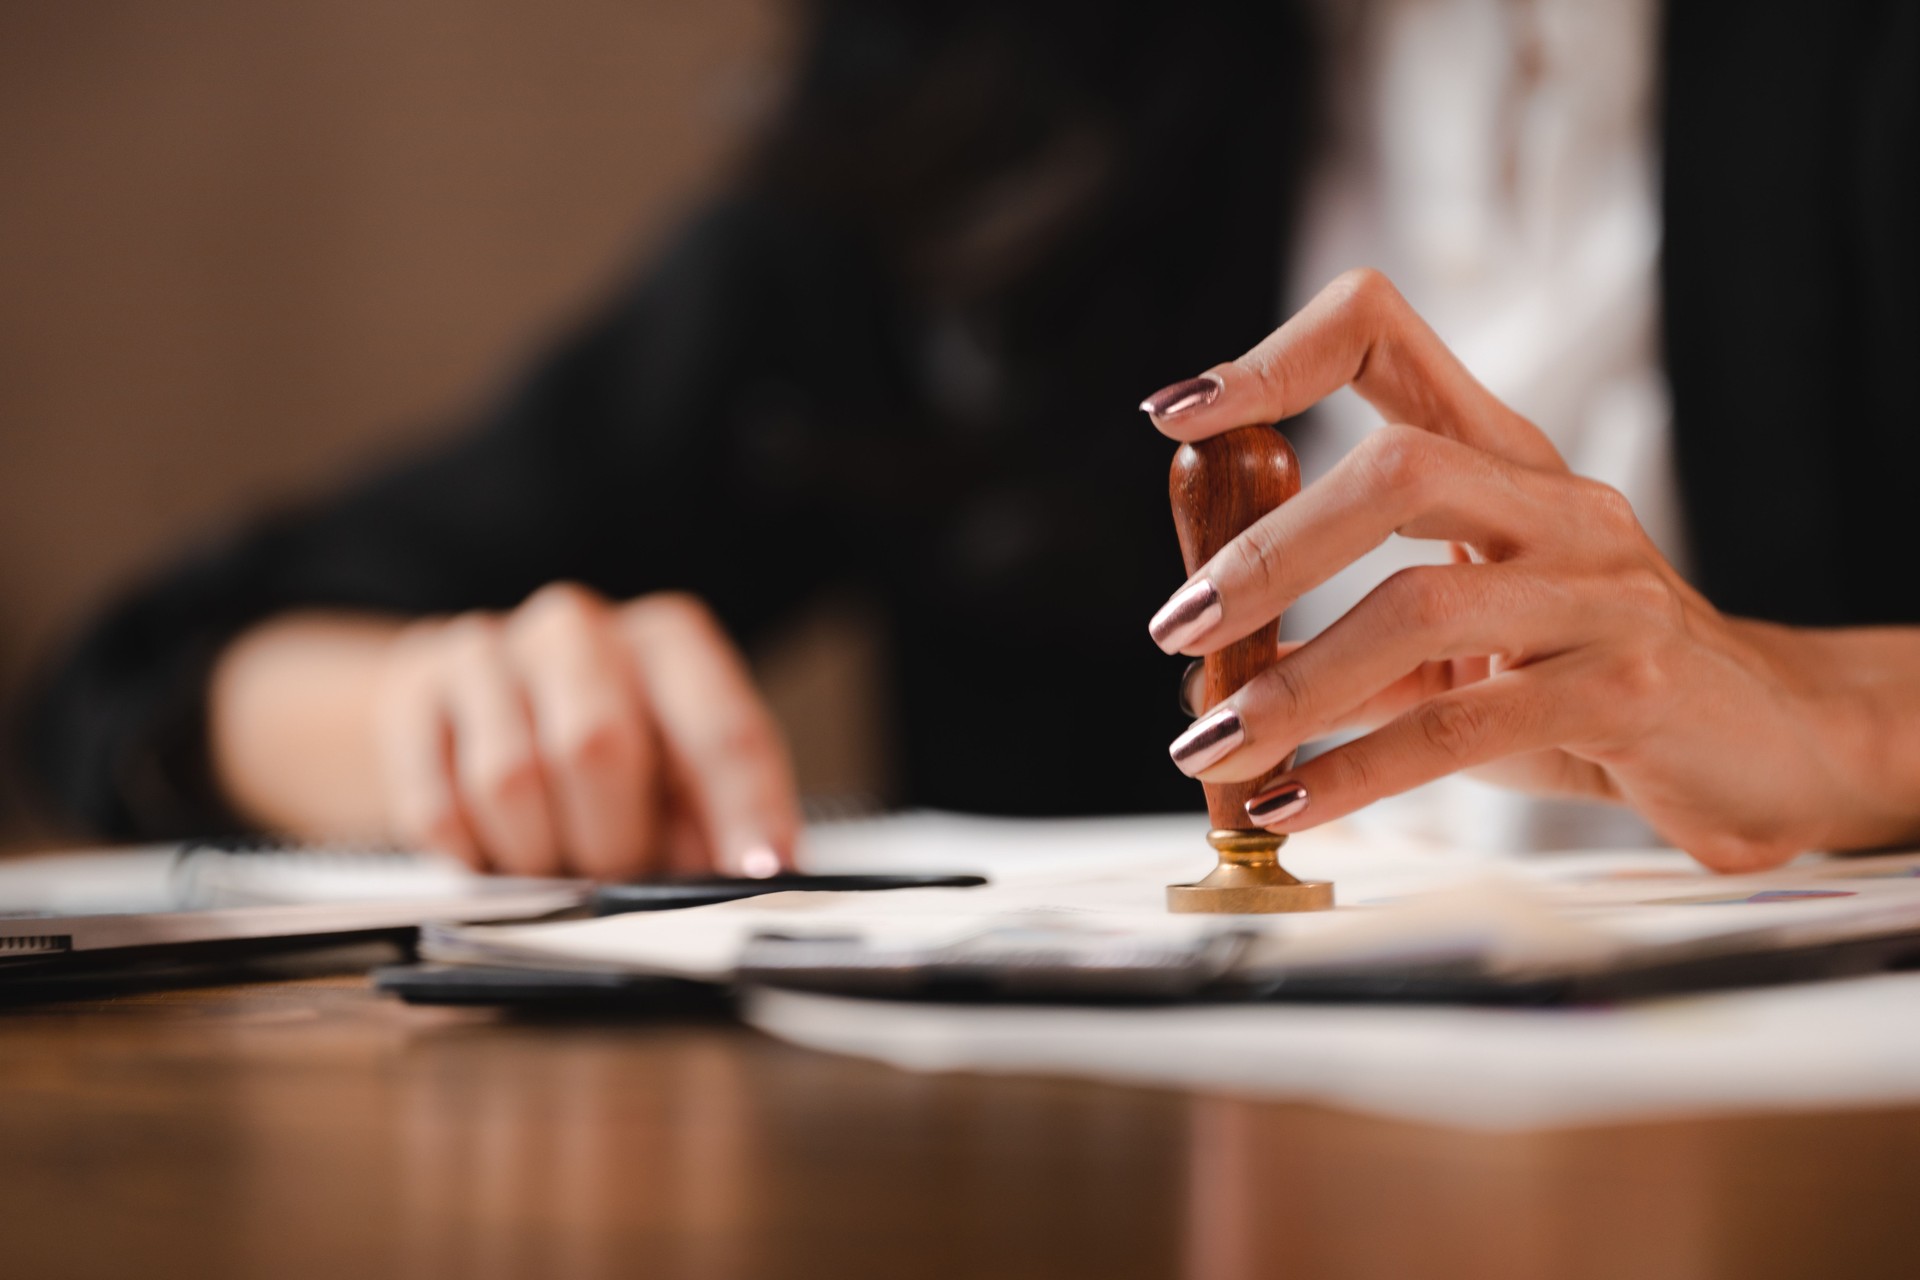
[618, 595, 801, 878]
[1141, 268, 1565, 472]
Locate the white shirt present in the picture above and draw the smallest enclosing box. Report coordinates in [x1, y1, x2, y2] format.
[1287, 0, 1679, 851]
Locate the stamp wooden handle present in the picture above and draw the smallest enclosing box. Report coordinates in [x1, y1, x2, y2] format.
[1169, 426, 1301, 830]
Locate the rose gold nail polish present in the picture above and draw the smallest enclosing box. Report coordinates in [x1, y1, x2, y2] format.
[1246, 782, 1309, 825]
[1169, 705, 1243, 775]
[1139, 372, 1223, 422]
[1149, 578, 1222, 653]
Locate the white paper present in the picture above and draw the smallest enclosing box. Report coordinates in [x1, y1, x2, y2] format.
[746, 972, 1920, 1131]
[425, 811, 1920, 982]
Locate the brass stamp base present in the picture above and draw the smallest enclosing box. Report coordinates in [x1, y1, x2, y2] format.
[1167, 829, 1334, 914]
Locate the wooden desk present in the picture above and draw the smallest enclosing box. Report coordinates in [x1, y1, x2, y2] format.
[3, 965, 1918, 1280]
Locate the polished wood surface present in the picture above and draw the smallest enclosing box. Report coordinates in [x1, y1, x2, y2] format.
[4, 964, 1920, 1280]
[1168, 427, 1301, 829]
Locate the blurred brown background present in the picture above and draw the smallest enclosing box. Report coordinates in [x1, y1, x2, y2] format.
[0, 0, 886, 848]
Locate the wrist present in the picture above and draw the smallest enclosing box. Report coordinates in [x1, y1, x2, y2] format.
[209, 612, 406, 839]
[1742, 620, 1920, 852]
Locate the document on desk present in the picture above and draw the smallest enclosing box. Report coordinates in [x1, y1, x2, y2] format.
[421, 813, 1920, 1127]
[423, 811, 1920, 990]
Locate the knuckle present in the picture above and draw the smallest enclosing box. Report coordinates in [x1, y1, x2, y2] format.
[1379, 565, 1458, 633]
[1597, 646, 1671, 730]
[1576, 479, 1641, 537]
[1323, 743, 1384, 799]
[1223, 519, 1285, 598]
[1354, 425, 1431, 498]
[1236, 343, 1307, 413]
[1415, 696, 1493, 762]
[518, 580, 607, 634]
[552, 716, 639, 775]
[1332, 266, 1399, 318]
[1237, 346, 1284, 397]
[1615, 564, 1682, 630]
[622, 590, 718, 640]
[1260, 659, 1314, 730]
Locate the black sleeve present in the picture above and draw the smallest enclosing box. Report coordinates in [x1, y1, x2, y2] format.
[20, 200, 878, 839]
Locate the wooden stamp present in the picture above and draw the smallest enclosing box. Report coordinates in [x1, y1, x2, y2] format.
[1165, 426, 1333, 914]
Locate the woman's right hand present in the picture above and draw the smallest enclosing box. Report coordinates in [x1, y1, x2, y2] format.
[211, 583, 801, 880]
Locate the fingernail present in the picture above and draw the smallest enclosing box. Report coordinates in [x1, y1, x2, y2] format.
[737, 845, 782, 879]
[1169, 705, 1243, 775]
[1149, 578, 1222, 653]
[1178, 659, 1203, 716]
[1246, 782, 1309, 826]
[1139, 372, 1223, 422]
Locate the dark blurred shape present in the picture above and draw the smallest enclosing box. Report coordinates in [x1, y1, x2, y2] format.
[1662, 0, 1920, 627]
[17, 0, 1316, 839]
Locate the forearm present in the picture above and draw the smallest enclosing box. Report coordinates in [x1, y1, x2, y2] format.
[207, 613, 405, 842]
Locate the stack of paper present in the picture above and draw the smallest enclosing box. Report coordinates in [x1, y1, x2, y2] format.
[416, 813, 1920, 1127]
[423, 811, 1920, 991]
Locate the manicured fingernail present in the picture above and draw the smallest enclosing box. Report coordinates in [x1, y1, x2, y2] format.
[737, 845, 782, 879]
[1246, 782, 1309, 826]
[1169, 705, 1243, 775]
[1139, 372, 1223, 422]
[1149, 578, 1222, 653]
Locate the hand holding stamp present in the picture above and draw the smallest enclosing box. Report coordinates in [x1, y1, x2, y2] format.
[1163, 426, 1333, 913]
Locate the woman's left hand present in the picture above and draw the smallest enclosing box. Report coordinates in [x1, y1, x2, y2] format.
[1141, 269, 1905, 873]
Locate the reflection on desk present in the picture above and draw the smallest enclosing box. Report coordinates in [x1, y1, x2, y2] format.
[3, 967, 1919, 1279]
